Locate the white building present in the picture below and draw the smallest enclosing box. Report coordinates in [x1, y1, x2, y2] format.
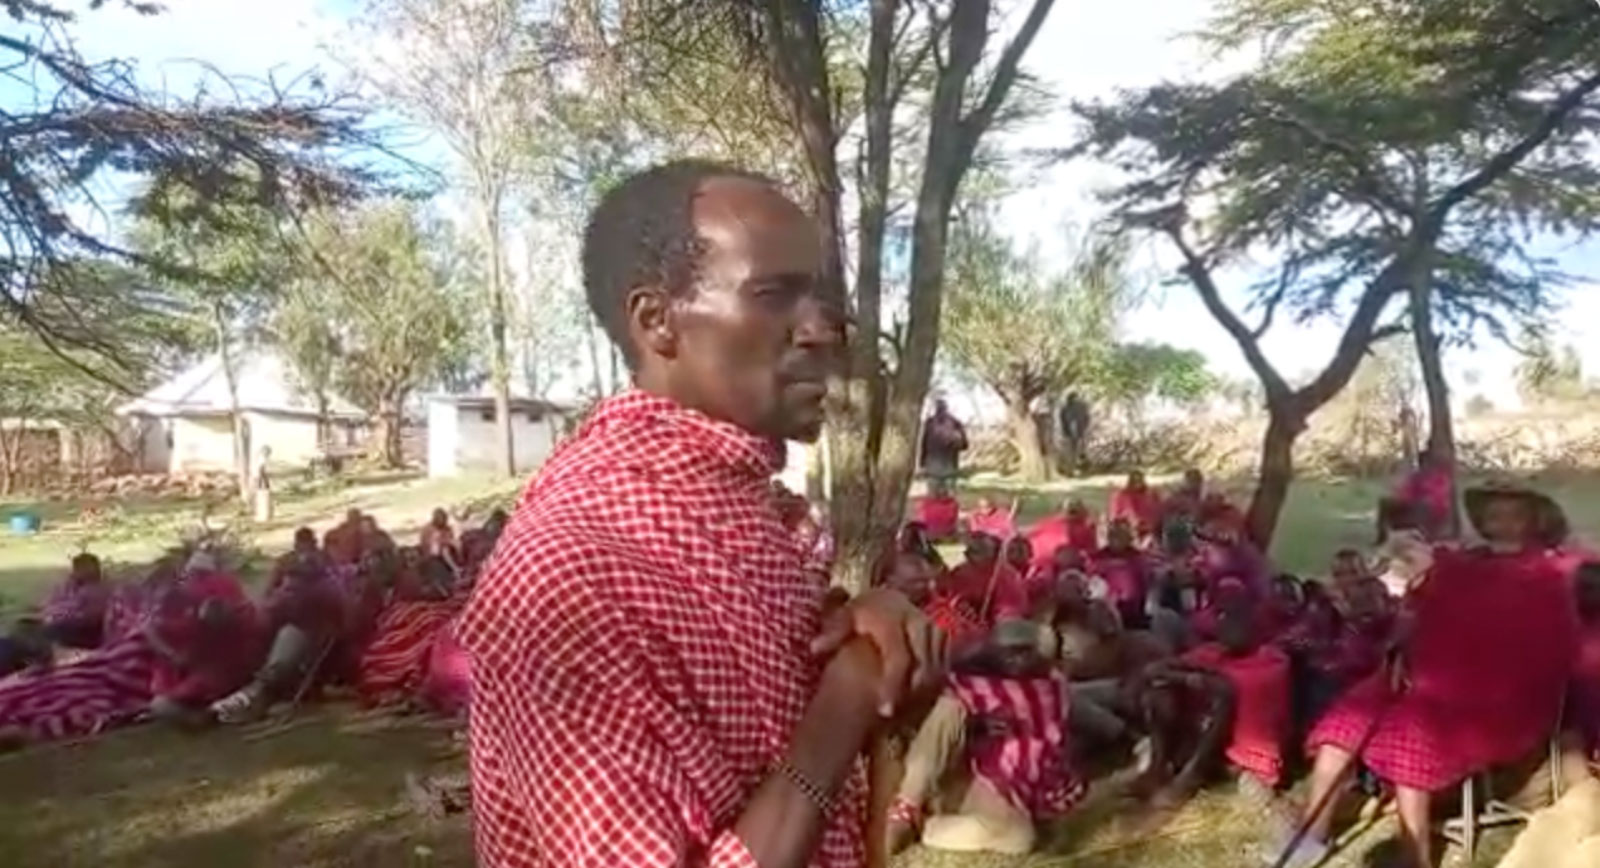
[425, 395, 571, 478]
[118, 350, 367, 475]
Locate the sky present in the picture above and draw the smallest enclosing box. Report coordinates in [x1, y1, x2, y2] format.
[29, 0, 1600, 414]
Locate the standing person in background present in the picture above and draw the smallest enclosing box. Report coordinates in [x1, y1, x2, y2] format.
[457, 161, 944, 868]
[1057, 392, 1090, 477]
[920, 399, 969, 486]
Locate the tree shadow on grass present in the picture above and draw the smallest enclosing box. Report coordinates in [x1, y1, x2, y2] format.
[0, 707, 474, 868]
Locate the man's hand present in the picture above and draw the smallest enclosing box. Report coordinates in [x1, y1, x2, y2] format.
[810, 588, 947, 717]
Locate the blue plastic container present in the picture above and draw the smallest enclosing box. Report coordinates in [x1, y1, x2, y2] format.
[7, 512, 40, 535]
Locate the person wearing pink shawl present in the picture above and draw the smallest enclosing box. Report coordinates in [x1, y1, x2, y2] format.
[146, 552, 267, 726]
[915, 482, 962, 542]
[945, 534, 1029, 623]
[1110, 470, 1164, 540]
[1284, 483, 1578, 868]
[965, 496, 1016, 541]
[39, 553, 111, 650]
[1386, 452, 1455, 540]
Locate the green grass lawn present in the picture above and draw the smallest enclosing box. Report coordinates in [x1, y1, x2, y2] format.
[3, 470, 1591, 866]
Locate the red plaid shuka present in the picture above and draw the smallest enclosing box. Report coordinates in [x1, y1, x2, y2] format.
[1310, 546, 1577, 791]
[357, 599, 460, 706]
[948, 672, 1086, 818]
[457, 393, 865, 868]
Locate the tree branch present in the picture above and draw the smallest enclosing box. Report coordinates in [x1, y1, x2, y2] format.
[1262, 104, 1413, 219]
[1164, 223, 1291, 401]
[1433, 69, 1600, 217]
[953, 0, 1056, 168]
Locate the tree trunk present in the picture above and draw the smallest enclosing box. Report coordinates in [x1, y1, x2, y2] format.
[482, 190, 515, 478]
[1246, 406, 1303, 549]
[377, 394, 403, 468]
[585, 315, 606, 400]
[213, 306, 249, 501]
[823, 0, 894, 594]
[1005, 392, 1047, 482]
[1409, 275, 1461, 536]
[0, 424, 19, 496]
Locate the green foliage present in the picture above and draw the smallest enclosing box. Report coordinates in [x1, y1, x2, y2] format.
[3, 0, 378, 375]
[1078, 0, 1600, 342]
[1097, 343, 1217, 408]
[1515, 327, 1589, 404]
[287, 200, 474, 420]
[941, 221, 1128, 408]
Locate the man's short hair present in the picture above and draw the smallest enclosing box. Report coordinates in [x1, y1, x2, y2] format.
[581, 160, 774, 366]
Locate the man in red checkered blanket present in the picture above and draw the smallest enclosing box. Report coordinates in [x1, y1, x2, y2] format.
[455, 161, 945, 868]
[1281, 483, 1579, 868]
[885, 619, 1086, 856]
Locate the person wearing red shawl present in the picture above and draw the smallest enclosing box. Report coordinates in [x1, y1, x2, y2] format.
[1126, 595, 1289, 808]
[1160, 468, 1208, 528]
[455, 162, 943, 867]
[418, 508, 458, 560]
[38, 553, 111, 650]
[1110, 470, 1164, 540]
[886, 619, 1085, 856]
[1090, 518, 1154, 630]
[1286, 483, 1579, 868]
[357, 553, 462, 707]
[914, 481, 962, 542]
[1023, 498, 1099, 570]
[0, 558, 184, 749]
[211, 533, 355, 724]
[145, 552, 266, 727]
[965, 496, 1015, 541]
[324, 508, 366, 566]
[1381, 451, 1455, 542]
[1562, 562, 1600, 787]
[946, 533, 1029, 623]
[1191, 514, 1270, 600]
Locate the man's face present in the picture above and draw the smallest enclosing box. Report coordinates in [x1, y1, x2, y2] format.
[1004, 538, 1032, 568]
[1108, 520, 1134, 549]
[1481, 496, 1532, 545]
[1183, 469, 1204, 493]
[1127, 471, 1146, 491]
[965, 536, 999, 567]
[633, 178, 843, 442]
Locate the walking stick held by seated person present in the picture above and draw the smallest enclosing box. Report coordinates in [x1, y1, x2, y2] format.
[1268, 648, 1405, 868]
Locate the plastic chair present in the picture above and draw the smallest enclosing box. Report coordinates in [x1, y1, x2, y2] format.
[1442, 702, 1567, 860]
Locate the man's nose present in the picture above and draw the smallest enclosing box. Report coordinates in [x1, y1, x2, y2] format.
[792, 294, 850, 351]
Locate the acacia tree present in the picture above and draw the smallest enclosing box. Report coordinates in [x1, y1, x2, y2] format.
[3, 0, 376, 386]
[288, 201, 473, 467]
[1076, 0, 1600, 546]
[133, 179, 295, 497]
[942, 222, 1128, 481]
[353, 0, 531, 476]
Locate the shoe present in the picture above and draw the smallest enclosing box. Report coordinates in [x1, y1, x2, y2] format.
[211, 684, 266, 724]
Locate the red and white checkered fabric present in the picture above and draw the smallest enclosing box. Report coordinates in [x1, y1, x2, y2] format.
[948, 672, 1086, 818]
[457, 392, 865, 868]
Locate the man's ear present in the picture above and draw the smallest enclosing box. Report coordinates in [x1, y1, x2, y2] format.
[624, 285, 677, 360]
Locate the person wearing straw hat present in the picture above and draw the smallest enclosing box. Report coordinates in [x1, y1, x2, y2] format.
[1281, 481, 1579, 868]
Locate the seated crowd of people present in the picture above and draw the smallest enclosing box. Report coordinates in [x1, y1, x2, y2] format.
[0, 507, 510, 751]
[888, 466, 1600, 868]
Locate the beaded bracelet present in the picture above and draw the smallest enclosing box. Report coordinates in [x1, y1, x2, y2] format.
[773, 757, 835, 815]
